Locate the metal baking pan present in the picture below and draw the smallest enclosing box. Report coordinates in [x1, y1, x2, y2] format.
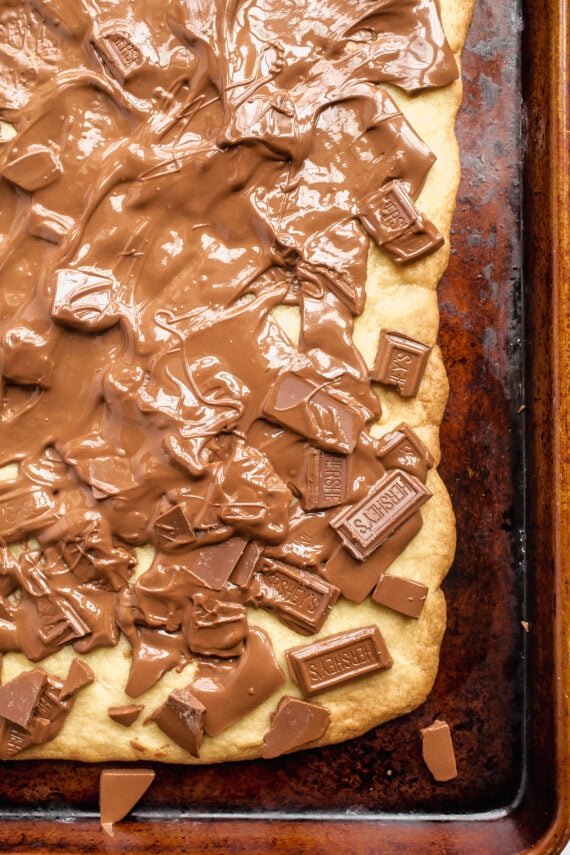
[1, 0, 569, 851]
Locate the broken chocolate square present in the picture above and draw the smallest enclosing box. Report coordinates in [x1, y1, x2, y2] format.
[150, 687, 205, 757]
[372, 330, 432, 397]
[373, 573, 428, 619]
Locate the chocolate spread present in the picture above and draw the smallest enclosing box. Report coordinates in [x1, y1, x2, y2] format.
[0, 0, 457, 756]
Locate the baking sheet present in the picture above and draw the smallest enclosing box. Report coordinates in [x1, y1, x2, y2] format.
[1, 0, 569, 851]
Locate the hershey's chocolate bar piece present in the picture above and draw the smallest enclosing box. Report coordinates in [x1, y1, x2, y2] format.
[372, 330, 431, 397]
[28, 203, 74, 244]
[301, 446, 349, 511]
[322, 512, 423, 603]
[91, 26, 145, 84]
[286, 625, 392, 696]
[154, 504, 196, 551]
[373, 573, 428, 619]
[188, 594, 248, 657]
[253, 558, 340, 635]
[420, 719, 457, 781]
[108, 704, 144, 727]
[100, 769, 155, 837]
[0, 486, 56, 541]
[330, 470, 431, 560]
[376, 422, 434, 483]
[263, 371, 362, 454]
[359, 181, 444, 264]
[262, 696, 330, 758]
[150, 687, 205, 757]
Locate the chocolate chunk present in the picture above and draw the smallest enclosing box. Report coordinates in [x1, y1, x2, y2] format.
[2, 144, 62, 192]
[300, 447, 349, 511]
[99, 769, 155, 836]
[28, 203, 74, 244]
[372, 331, 432, 397]
[252, 558, 340, 635]
[373, 573, 428, 619]
[150, 687, 206, 757]
[184, 537, 248, 591]
[286, 625, 392, 696]
[58, 658, 94, 700]
[262, 696, 331, 758]
[229, 540, 263, 589]
[263, 371, 362, 454]
[188, 594, 248, 657]
[0, 486, 56, 541]
[90, 25, 145, 84]
[51, 268, 121, 332]
[191, 627, 286, 736]
[376, 423, 434, 483]
[359, 181, 444, 264]
[108, 704, 144, 727]
[0, 670, 46, 729]
[420, 719, 457, 781]
[330, 470, 431, 560]
[154, 504, 196, 551]
[322, 512, 423, 603]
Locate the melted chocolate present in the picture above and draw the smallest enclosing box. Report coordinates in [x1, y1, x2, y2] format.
[0, 0, 457, 752]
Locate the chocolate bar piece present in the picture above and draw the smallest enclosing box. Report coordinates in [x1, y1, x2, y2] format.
[253, 558, 340, 635]
[108, 704, 144, 727]
[0, 486, 56, 541]
[376, 423, 434, 483]
[2, 144, 62, 193]
[359, 181, 444, 265]
[373, 573, 428, 619]
[420, 719, 457, 781]
[329, 470, 431, 560]
[263, 371, 362, 454]
[99, 769, 155, 837]
[262, 696, 330, 758]
[58, 658, 94, 700]
[150, 687, 205, 757]
[154, 504, 196, 551]
[301, 446, 349, 511]
[286, 625, 392, 696]
[372, 330, 431, 397]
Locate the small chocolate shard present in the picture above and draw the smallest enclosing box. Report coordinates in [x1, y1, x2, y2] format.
[58, 658, 94, 700]
[262, 696, 330, 758]
[372, 330, 432, 397]
[108, 704, 144, 727]
[154, 504, 196, 551]
[191, 627, 286, 737]
[252, 558, 340, 635]
[420, 719, 457, 781]
[0, 670, 46, 729]
[329, 470, 431, 560]
[376, 423, 434, 483]
[286, 625, 392, 697]
[2, 144, 62, 193]
[359, 180, 444, 264]
[300, 447, 349, 511]
[99, 769, 155, 837]
[373, 573, 428, 619]
[150, 687, 205, 757]
[263, 371, 362, 454]
[188, 594, 248, 657]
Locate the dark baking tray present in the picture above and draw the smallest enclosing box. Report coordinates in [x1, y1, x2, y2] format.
[1, 0, 569, 851]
